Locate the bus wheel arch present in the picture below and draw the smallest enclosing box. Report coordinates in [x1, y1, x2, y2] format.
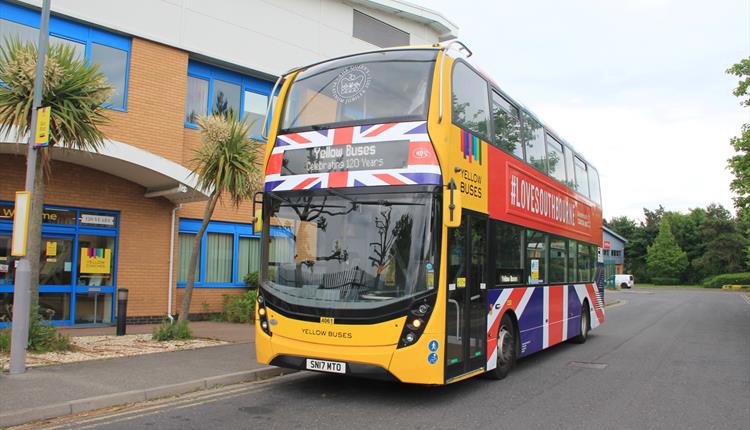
[572, 299, 590, 344]
[487, 311, 519, 380]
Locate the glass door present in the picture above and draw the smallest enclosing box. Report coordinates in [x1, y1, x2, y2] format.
[445, 211, 487, 380]
[75, 234, 116, 324]
[39, 236, 74, 323]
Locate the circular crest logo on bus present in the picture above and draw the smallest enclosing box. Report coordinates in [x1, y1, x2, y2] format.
[413, 147, 430, 159]
[332, 65, 371, 104]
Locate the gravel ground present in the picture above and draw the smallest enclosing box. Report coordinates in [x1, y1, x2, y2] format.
[0, 334, 228, 371]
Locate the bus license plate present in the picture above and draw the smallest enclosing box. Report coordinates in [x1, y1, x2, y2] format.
[305, 358, 346, 374]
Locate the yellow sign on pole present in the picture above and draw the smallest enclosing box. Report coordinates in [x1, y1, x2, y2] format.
[253, 207, 263, 234]
[11, 191, 30, 256]
[34, 106, 51, 147]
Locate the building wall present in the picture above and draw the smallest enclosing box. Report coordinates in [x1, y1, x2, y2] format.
[19, 0, 450, 77]
[1, 0, 455, 324]
[100, 38, 189, 164]
[0, 155, 179, 317]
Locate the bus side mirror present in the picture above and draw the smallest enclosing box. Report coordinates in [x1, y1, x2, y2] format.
[252, 192, 263, 234]
[443, 178, 461, 228]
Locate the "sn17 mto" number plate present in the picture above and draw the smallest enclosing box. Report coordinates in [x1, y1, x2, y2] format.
[305, 358, 346, 374]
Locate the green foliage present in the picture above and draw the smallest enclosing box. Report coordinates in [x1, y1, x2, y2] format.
[702, 272, 750, 288]
[152, 317, 192, 341]
[0, 308, 73, 353]
[19, 305, 73, 353]
[0, 328, 9, 352]
[243, 271, 259, 289]
[691, 204, 749, 278]
[179, 114, 264, 323]
[221, 290, 257, 324]
[0, 38, 112, 153]
[727, 58, 750, 211]
[191, 114, 262, 208]
[647, 218, 688, 280]
[727, 59, 750, 107]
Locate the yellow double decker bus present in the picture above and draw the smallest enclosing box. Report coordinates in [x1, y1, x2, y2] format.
[255, 43, 605, 384]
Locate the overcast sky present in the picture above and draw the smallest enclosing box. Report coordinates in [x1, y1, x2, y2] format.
[413, 0, 749, 221]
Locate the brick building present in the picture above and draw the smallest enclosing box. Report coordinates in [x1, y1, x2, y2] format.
[0, 0, 457, 326]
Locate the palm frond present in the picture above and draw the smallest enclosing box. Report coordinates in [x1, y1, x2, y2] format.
[0, 37, 112, 155]
[191, 113, 263, 207]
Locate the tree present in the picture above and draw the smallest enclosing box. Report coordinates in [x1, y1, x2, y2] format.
[727, 58, 750, 211]
[0, 39, 112, 304]
[692, 204, 748, 279]
[646, 218, 688, 284]
[178, 114, 262, 323]
[665, 208, 706, 283]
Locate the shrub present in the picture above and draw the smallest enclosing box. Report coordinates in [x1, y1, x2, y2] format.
[0, 307, 72, 353]
[243, 272, 259, 289]
[152, 317, 192, 341]
[702, 272, 750, 289]
[28, 306, 72, 353]
[222, 289, 257, 323]
[651, 277, 680, 285]
[0, 328, 9, 353]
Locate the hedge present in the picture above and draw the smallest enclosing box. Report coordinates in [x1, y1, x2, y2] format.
[702, 272, 750, 289]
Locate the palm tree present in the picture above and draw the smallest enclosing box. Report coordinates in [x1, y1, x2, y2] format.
[0, 39, 112, 304]
[178, 114, 262, 323]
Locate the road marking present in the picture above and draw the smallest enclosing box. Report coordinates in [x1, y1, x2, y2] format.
[742, 293, 750, 305]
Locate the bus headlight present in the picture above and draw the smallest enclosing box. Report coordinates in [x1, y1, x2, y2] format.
[397, 296, 435, 348]
[257, 294, 272, 337]
[404, 332, 416, 344]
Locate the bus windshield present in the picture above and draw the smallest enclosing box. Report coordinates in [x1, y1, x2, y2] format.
[280, 50, 437, 132]
[264, 191, 436, 311]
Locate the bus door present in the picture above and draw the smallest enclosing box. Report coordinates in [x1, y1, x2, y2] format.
[445, 211, 487, 380]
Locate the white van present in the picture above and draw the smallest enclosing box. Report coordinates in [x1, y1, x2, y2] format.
[615, 274, 634, 289]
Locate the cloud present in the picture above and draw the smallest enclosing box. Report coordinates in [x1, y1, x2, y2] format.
[533, 102, 742, 220]
[416, 0, 749, 221]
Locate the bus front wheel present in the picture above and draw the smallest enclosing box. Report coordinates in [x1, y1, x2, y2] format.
[488, 314, 516, 380]
[572, 302, 590, 344]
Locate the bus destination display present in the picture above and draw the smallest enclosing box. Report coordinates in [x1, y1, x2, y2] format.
[281, 141, 408, 176]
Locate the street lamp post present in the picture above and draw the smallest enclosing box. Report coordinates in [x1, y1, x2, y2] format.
[9, 0, 51, 375]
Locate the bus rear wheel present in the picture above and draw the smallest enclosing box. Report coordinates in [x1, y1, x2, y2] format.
[488, 314, 516, 380]
[572, 302, 589, 344]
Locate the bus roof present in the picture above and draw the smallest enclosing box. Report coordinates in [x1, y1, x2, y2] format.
[281, 43, 599, 174]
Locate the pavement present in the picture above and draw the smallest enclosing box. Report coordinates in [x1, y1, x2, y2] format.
[18, 288, 746, 430]
[0, 321, 293, 428]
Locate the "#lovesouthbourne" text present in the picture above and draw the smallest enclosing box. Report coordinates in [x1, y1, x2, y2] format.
[510, 174, 577, 226]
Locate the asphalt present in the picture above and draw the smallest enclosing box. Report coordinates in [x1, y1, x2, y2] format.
[32, 288, 749, 430]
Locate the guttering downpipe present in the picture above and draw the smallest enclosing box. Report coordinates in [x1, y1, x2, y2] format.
[167, 204, 181, 322]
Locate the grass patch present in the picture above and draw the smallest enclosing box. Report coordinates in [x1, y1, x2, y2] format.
[634, 283, 703, 289]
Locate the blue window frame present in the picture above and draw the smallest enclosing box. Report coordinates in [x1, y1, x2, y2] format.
[177, 219, 291, 288]
[0, 0, 132, 111]
[185, 60, 274, 138]
[0, 201, 120, 327]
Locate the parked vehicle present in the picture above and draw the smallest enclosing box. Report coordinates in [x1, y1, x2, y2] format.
[615, 274, 634, 289]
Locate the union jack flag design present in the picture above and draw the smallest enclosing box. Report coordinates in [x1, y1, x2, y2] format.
[264, 121, 441, 192]
[485, 284, 605, 371]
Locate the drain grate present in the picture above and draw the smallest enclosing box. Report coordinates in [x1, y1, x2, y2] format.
[568, 361, 608, 370]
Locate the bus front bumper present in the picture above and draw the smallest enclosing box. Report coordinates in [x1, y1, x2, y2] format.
[256, 326, 445, 384]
